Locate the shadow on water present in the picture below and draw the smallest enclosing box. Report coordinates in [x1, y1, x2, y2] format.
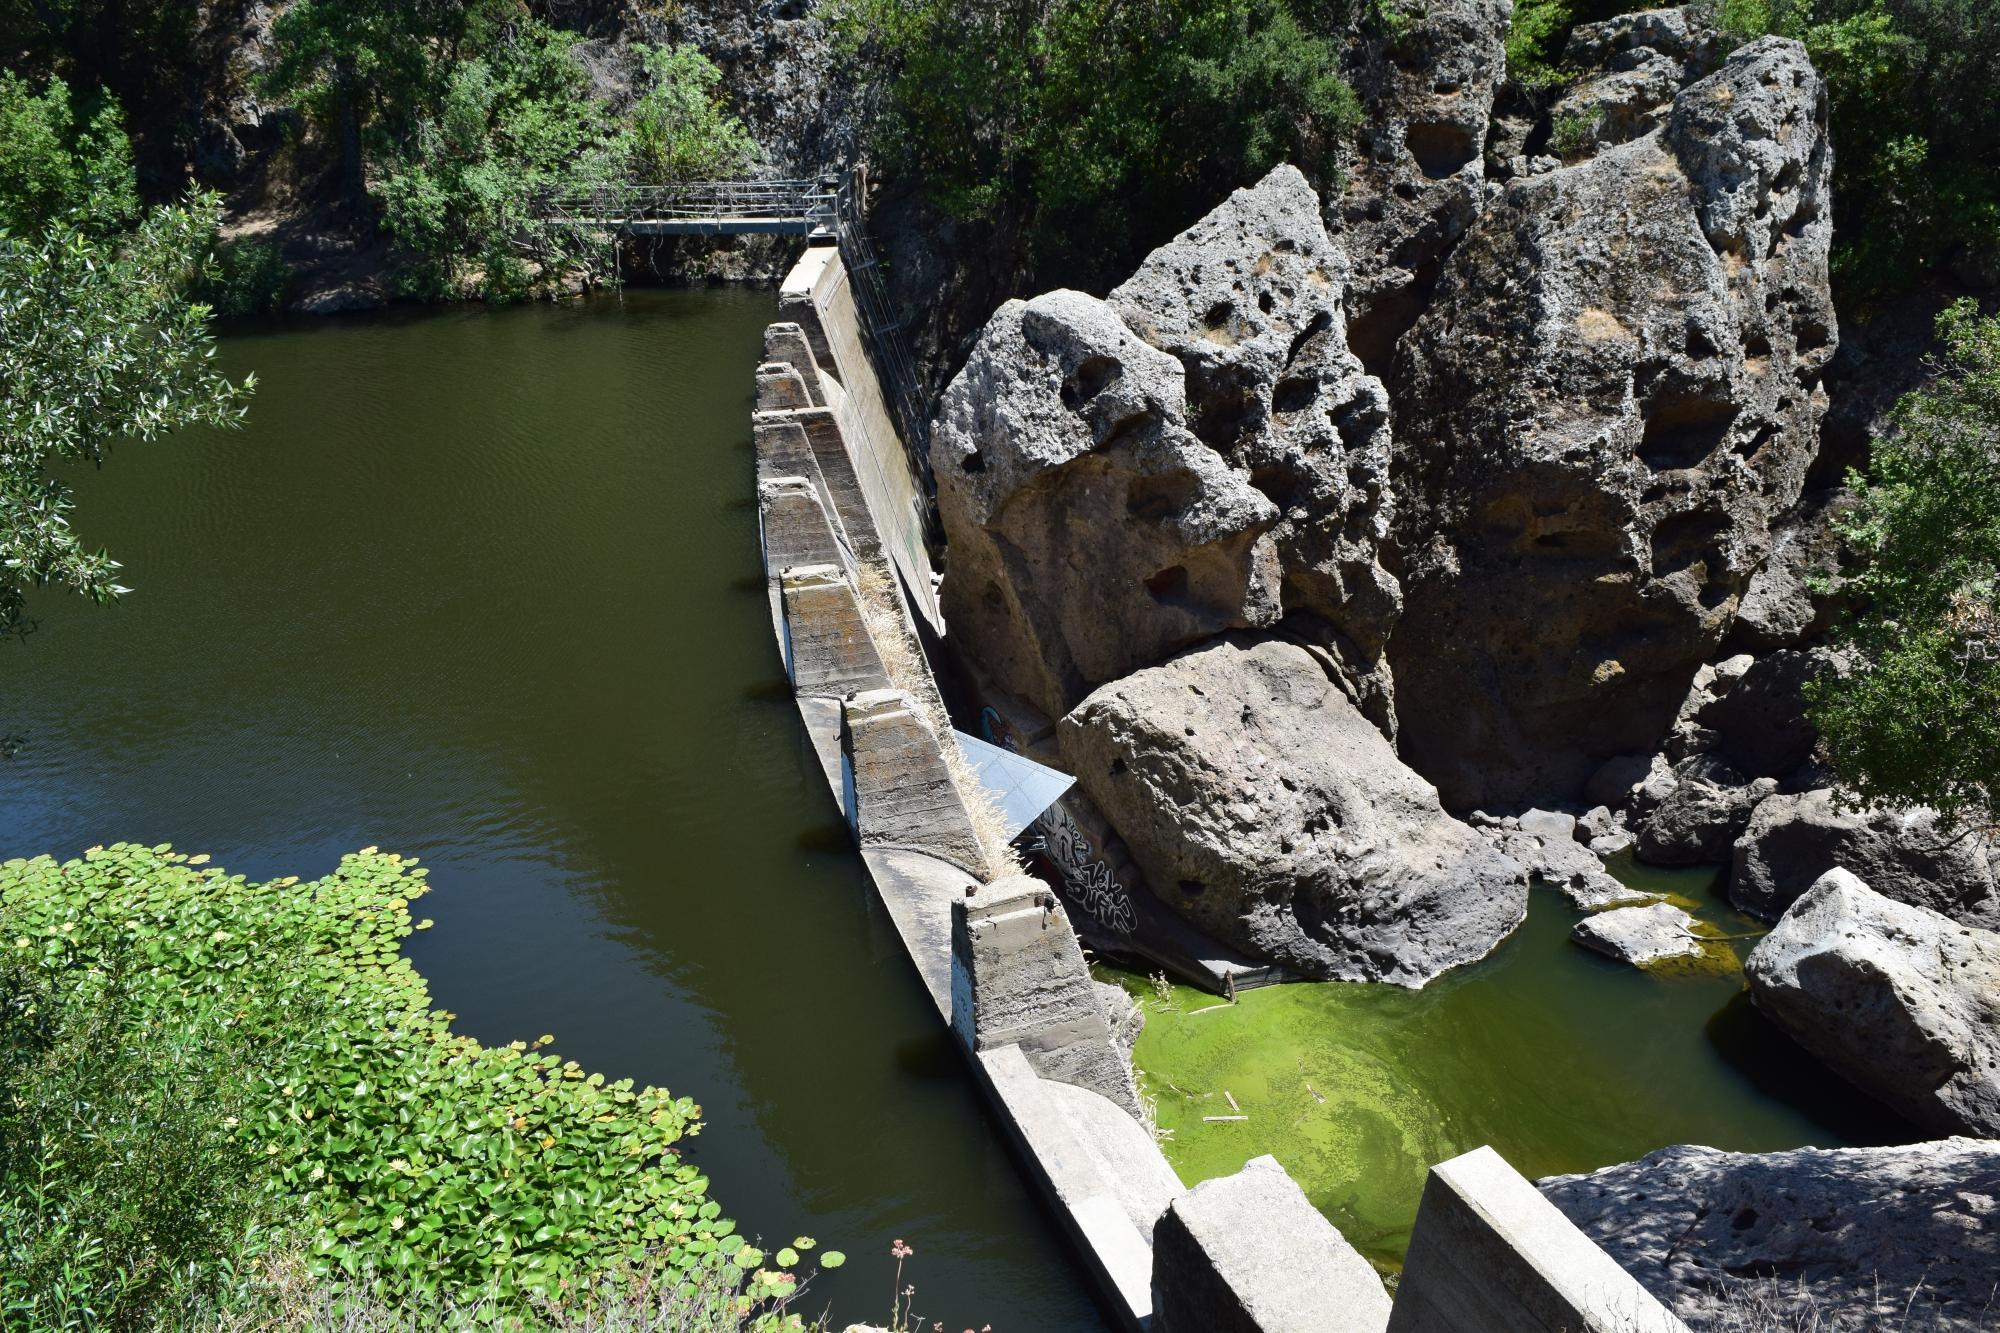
[1705, 990, 1919, 1144]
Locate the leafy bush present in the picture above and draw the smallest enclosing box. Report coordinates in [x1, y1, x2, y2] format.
[1550, 109, 1596, 160]
[0, 957, 291, 1327]
[0, 845, 839, 1319]
[205, 237, 298, 316]
[0, 84, 252, 639]
[840, 0, 1363, 289]
[624, 43, 761, 185]
[1810, 300, 2000, 825]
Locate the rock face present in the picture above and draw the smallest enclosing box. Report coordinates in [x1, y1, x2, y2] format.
[934, 166, 1405, 730]
[932, 289, 1283, 723]
[1333, 0, 1513, 371]
[1746, 869, 2000, 1136]
[1553, 8, 1723, 153]
[1390, 38, 1836, 809]
[1630, 754, 1774, 865]
[1110, 165, 1401, 725]
[1058, 636, 1526, 985]
[1540, 1138, 2000, 1331]
[1732, 789, 2000, 925]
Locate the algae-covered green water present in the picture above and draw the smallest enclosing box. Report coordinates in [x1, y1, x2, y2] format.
[1119, 859, 1915, 1271]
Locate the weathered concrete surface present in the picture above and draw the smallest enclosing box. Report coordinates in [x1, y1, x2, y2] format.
[757, 477, 845, 577]
[1541, 1138, 2000, 1331]
[779, 564, 890, 697]
[1571, 901, 1703, 968]
[1152, 1154, 1390, 1333]
[1745, 869, 2000, 1137]
[761, 322, 827, 407]
[1390, 1146, 1690, 1333]
[781, 247, 941, 634]
[755, 361, 814, 412]
[842, 688, 990, 878]
[1731, 789, 2000, 926]
[979, 1043, 1180, 1322]
[1390, 38, 1835, 808]
[951, 877, 1142, 1116]
[1060, 635, 1525, 985]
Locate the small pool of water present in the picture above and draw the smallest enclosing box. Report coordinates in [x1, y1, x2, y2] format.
[1116, 857, 1914, 1271]
[0, 291, 1110, 1331]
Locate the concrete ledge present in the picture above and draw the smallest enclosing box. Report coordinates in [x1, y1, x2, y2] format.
[1153, 1156, 1390, 1333]
[1387, 1147, 1691, 1333]
[840, 688, 989, 877]
[756, 362, 815, 412]
[758, 477, 845, 578]
[951, 877, 1143, 1116]
[778, 564, 890, 698]
[979, 1043, 1179, 1325]
[762, 323, 828, 407]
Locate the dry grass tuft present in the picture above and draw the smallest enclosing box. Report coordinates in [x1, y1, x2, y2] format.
[851, 561, 1022, 878]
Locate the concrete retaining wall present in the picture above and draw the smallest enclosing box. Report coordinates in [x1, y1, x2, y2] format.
[1389, 1147, 1690, 1333]
[749, 246, 1678, 1333]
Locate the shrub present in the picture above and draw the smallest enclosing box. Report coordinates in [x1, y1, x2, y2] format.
[205, 237, 297, 316]
[1810, 300, 2000, 826]
[0, 845, 838, 1321]
[840, 0, 1364, 290]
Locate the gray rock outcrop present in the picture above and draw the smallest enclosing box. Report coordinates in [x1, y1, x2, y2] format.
[932, 289, 1283, 724]
[1552, 8, 1723, 153]
[1732, 789, 2000, 925]
[1746, 869, 2000, 1136]
[1058, 636, 1526, 986]
[1334, 0, 1512, 371]
[933, 167, 1407, 728]
[1390, 37, 1836, 809]
[1540, 1138, 2000, 1331]
[1630, 754, 1775, 865]
[1110, 165, 1401, 726]
[1572, 901, 1704, 967]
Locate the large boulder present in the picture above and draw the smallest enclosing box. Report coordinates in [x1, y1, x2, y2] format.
[931, 289, 1282, 723]
[1731, 789, 2000, 926]
[1333, 0, 1512, 371]
[1745, 869, 2000, 1137]
[1058, 635, 1526, 985]
[1109, 165, 1401, 726]
[1389, 38, 1836, 809]
[1540, 1138, 2000, 1330]
[1630, 754, 1775, 865]
[933, 167, 1403, 728]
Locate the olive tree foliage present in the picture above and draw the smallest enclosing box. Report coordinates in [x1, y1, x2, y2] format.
[1810, 301, 2000, 825]
[837, 0, 1363, 290]
[0, 74, 250, 639]
[624, 43, 761, 184]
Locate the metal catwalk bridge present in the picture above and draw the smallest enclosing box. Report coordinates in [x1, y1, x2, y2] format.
[532, 173, 936, 510]
[531, 177, 837, 238]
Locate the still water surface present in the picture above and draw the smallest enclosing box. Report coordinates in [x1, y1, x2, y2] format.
[0, 290, 1110, 1331]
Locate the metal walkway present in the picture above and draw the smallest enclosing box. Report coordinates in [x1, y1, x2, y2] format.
[532, 178, 837, 238]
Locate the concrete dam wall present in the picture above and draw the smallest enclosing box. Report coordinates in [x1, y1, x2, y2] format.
[749, 243, 1686, 1333]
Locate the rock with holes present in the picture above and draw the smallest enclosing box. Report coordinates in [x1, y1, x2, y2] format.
[1333, 0, 1512, 372]
[1745, 869, 2000, 1136]
[1629, 754, 1776, 866]
[1731, 789, 2000, 926]
[1109, 165, 1399, 727]
[1057, 635, 1526, 985]
[1552, 6, 1724, 153]
[931, 289, 1283, 723]
[1389, 37, 1835, 809]
[1540, 1138, 2000, 1330]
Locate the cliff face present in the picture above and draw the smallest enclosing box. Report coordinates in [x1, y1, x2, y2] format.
[930, 10, 1851, 980]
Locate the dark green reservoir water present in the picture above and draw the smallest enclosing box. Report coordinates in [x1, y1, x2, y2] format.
[0, 291, 1109, 1332]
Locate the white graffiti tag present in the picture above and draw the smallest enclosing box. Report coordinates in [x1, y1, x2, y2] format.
[1029, 803, 1137, 936]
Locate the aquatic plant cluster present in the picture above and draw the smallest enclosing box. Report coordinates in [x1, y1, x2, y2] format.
[0, 844, 835, 1324]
